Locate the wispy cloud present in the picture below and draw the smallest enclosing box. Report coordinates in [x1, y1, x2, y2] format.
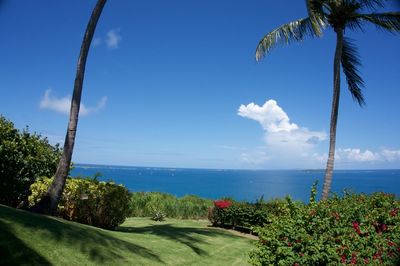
[381, 148, 400, 162]
[39, 89, 107, 116]
[106, 29, 122, 49]
[93, 37, 102, 47]
[240, 150, 270, 165]
[313, 148, 400, 164]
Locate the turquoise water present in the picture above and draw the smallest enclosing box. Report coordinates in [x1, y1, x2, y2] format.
[71, 165, 400, 202]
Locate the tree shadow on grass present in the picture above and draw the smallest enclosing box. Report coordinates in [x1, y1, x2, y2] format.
[0, 205, 163, 264]
[117, 223, 241, 256]
[0, 220, 52, 266]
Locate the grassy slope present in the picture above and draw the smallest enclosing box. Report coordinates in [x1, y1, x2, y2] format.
[0, 205, 254, 265]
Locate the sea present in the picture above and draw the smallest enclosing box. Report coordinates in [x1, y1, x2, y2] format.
[71, 165, 400, 202]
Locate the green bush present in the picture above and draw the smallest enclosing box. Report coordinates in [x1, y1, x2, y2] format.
[0, 116, 61, 207]
[249, 192, 400, 265]
[29, 177, 131, 229]
[151, 208, 166, 222]
[130, 192, 213, 219]
[208, 198, 291, 233]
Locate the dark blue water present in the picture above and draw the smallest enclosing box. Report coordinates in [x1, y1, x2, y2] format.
[71, 165, 400, 202]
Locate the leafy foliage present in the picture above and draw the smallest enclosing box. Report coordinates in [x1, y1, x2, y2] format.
[249, 192, 400, 265]
[151, 209, 166, 222]
[208, 198, 291, 234]
[341, 38, 365, 106]
[0, 115, 61, 207]
[29, 177, 131, 229]
[130, 192, 213, 219]
[255, 17, 320, 61]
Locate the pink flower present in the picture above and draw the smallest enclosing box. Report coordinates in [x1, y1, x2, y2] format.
[214, 200, 232, 209]
[341, 255, 347, 263]
[352, 221, 361, 235]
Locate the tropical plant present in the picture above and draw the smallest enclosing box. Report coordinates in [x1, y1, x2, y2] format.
[32, 0, 108, 213]
[29, 176, 131, 229]
[0, 115, 61, 207]
[130, 192, 213, 219]
[249, 192, 400, 265]
[255, 0, 400, 200]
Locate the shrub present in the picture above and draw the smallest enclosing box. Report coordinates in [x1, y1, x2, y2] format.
[208, 198, 291, 233]
[29, 177, 131, 229]
[130, 192, 213, 219]
[249, 192, 400, 265]
[0, 116, 61, 207]
[151, 209, 166, 222]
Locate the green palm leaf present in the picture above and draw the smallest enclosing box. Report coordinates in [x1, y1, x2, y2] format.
[341, 38, 365, 106]
[305, 0, 326, 36]
[357, 0, 388, 10]
[356, 12, 400, 32]
[255, 18, 322, 61]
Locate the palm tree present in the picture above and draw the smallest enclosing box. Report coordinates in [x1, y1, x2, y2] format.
[255, 0, 399, 200]
[33, 0, 107, 214]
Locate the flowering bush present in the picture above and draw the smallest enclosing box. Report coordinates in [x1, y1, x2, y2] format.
[214, 200, 232, 209]
[208, 198, 289, 233]
[249, 192, 400, 265]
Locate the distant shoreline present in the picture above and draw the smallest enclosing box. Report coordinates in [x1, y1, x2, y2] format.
[73, 163, 400, 172]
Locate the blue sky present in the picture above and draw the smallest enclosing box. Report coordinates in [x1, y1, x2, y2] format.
[0, 0, 399, 169]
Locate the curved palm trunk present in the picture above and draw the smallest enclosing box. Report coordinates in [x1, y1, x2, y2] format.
[321, 28, 343, 201]
[32, 0, 107, 214]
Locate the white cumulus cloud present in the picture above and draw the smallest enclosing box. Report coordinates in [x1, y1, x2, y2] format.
[106, 29, 122, 49]
[238, 100, 326, 153]
[381, 148, 400, 162]
[336, 148, 379, 162]
[40, 89, 107, 116]
[314, 148, 400, 165]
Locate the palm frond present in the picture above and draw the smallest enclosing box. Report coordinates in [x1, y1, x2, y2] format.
[357, 0, 388, 10]
[256, 18, 322, 61]
[305, 0, 326, 36]
[341, 38, 365, 106]
[356, 12, 400, 32]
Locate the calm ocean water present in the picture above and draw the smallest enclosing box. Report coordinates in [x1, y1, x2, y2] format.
[71, 165, 400, 202]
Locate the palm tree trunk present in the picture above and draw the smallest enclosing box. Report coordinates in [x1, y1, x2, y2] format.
[32, 0, 107, 214]
[321, 28, 343, 201]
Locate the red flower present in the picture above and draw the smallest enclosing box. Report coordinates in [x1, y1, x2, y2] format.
[390, 208, 398, 217]
[373, 252, 382, 260]
[352, 221, 361, 235]
[388, 241, 395, 247]
[341, 255, 347, 263]
[214, 200, 232, 209]
[364, 258, 370, 265]
[381, 223, 387, 232]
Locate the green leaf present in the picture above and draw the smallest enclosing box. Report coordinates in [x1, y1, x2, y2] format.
[341, 38, 365, 106]
[255, 17, 323, 61]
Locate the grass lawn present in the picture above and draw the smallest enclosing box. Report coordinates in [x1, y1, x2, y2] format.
[0, 205, 255, 265]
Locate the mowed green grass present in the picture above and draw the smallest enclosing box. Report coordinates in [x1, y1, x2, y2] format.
[0, 205, 255, 265]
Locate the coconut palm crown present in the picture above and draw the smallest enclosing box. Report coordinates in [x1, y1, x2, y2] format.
[255, 0, 400, 200]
